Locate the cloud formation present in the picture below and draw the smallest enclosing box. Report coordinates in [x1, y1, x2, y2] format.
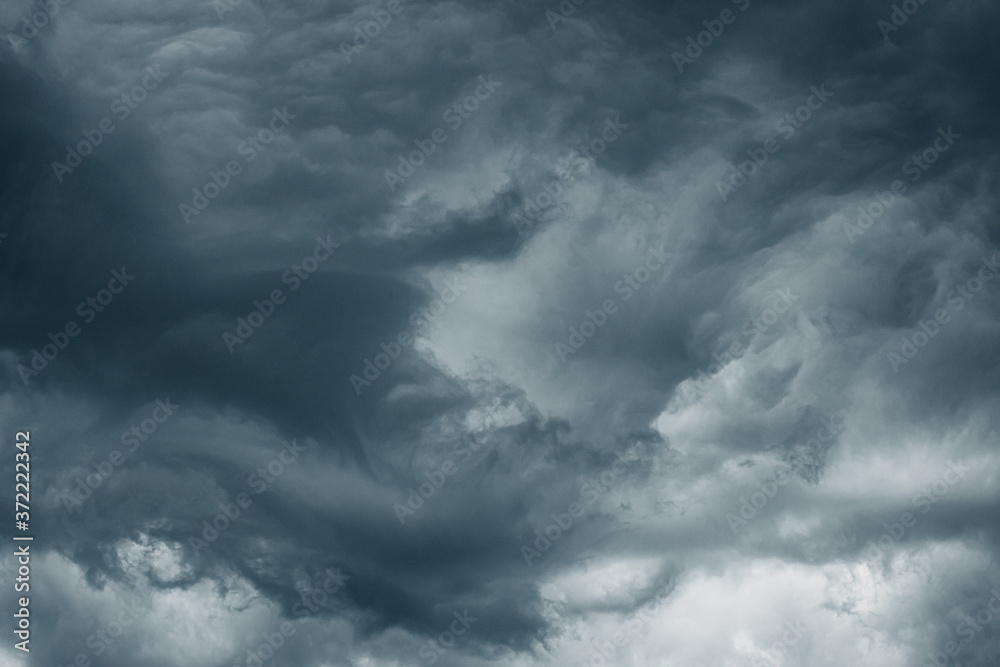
[1, 0, 999, 665]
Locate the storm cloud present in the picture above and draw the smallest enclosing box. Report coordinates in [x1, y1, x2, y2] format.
[1, 0, 999, 665]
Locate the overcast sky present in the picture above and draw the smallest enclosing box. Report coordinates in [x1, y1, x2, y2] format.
[2, 0, 1000, 666]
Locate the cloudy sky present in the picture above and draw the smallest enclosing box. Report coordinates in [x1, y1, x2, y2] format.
[2, 0, 1000, 665]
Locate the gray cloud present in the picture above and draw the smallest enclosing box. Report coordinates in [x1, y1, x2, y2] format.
[1, 0, 999, 666]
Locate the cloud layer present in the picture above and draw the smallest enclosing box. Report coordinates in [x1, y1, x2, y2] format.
[1, 0, 999, 665]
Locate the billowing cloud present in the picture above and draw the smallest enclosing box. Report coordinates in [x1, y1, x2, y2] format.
[1, 0, 999, 665]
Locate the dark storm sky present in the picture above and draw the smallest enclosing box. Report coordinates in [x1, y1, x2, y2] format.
[1, 0, 999, 665]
